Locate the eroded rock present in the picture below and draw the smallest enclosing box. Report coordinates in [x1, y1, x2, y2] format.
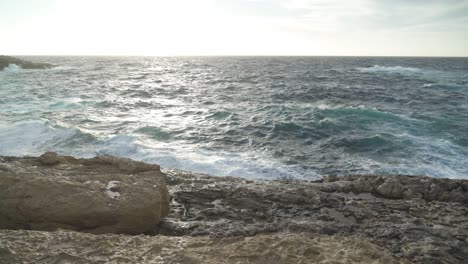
[0, 229, 410, 264]
[0, 153, 169, 235]
[161, 169, 468, 264]
[376, 177, 405, 198]
[0, 155, 467, 263]
[38, 151, 63, 165]
[322, 174, 468, 203]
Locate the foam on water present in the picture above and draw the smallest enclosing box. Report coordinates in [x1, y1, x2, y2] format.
[358, 65, 424, 74]
[1, 117, 466, 179]
[1, 56, 467, 180]
[93, 135, 321, 180]
[0, 120, 78, 156]
[2, 63, 21, 72]
[0, 120, 319, 180]
[358, 64, 468, 89]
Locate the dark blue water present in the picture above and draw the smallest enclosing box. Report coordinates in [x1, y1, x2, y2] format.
[1, 56, 467, 179]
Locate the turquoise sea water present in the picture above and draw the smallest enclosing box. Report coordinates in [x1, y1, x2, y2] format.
[1, 56, 467, 180]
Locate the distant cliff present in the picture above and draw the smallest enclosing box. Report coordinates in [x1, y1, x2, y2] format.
[0, 55, 54, 70]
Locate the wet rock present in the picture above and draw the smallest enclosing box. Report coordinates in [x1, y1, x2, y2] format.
[0, 154, 169, 235]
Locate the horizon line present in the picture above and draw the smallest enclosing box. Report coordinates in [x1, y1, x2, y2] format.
[6, 54, 468, 58]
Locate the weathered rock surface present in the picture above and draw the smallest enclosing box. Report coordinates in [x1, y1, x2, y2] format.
[320, 174, 468, 203]
[0, 55, 54, 70]
[0, 154, 467, 263]
[161, 170, 468, 264]
[0, 153, 169, 234]
[0, 229, 409, 264]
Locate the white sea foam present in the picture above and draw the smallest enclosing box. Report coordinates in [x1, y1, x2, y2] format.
[357, 65, 424, 74]
[94, 136, 318, 180]
[0, 120, 78, 156]
[1, 56, 467, 181]
[357, 65, 467, 89]
[1, 117, 466, 180]
[0, 120, 320, 180]
[2, 63, 21, 72]
[342, 132, 468, 179]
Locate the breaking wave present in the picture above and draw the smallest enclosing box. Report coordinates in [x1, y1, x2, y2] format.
[2, 64, 21, 72]
[1, 56, 467, 180]
[0, 120, 319, 180]
[357, 65, 424, 74]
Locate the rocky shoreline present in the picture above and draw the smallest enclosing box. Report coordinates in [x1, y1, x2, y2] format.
[1, 153, 467, 263]
[0, 55, 54, 70]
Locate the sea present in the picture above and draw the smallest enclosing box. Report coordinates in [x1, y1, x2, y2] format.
[1, 56, 467, 180]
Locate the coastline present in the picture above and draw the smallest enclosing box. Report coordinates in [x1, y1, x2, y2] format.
[0, 153, 467, 263]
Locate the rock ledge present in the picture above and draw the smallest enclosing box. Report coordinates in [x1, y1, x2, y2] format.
[0, 152, 169, 235]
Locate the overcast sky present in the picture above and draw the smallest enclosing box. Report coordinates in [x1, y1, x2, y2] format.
[1, 0, 467, 56]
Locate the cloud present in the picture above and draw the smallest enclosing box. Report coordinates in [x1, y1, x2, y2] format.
[277, 0, 468, 33]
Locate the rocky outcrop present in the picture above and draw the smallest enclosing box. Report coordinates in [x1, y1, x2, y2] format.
[160, 169, 468, 264]
[320, 174, 468, 202]
[0, 154, 467, 263]
[0, 55, 54, 70]
[0, 229, 409, 264]
[0, 153, 169, 235]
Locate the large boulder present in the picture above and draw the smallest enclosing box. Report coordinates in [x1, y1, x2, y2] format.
[0, 55, 54, 70]
[0, 153, 169, 235]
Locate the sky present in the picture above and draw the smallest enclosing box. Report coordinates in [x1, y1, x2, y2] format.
[1, 0, 467, 56]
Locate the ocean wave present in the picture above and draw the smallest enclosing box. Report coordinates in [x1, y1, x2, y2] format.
[269, 103, 418, 124]
[135, 126, 173, 141]
[0, 120, 95, 156]
[48, 101, 82, 110]
[0, 120, 320, 180]
[106, 130, 466, 179]
[357, 65, 424, 74]
[120, 89, 152, 98]
[1, 118, 466, 180]
[358, 65, 467, 89]
[93, 136, 322, 180]
[206, 111, 235, 120]
[2, 56, 467, 181]
[319, 105, 407, 122]
[329, 132, 468, 179]
[2, 64, 21, 72]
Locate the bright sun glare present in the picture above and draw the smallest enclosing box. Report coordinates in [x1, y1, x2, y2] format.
[2, 0, 467, 56]
[34, 0, 280, 56]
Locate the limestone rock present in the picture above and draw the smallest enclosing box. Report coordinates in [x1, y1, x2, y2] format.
[320, 174, 468, 203]
[0, 153, 169, 235]
[1, 155, 467, 263]
[160, 169, 468, 263]
[376, 178, 405, 198]
[38, 151, 63, 165]
[0, 229, 410, 264]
